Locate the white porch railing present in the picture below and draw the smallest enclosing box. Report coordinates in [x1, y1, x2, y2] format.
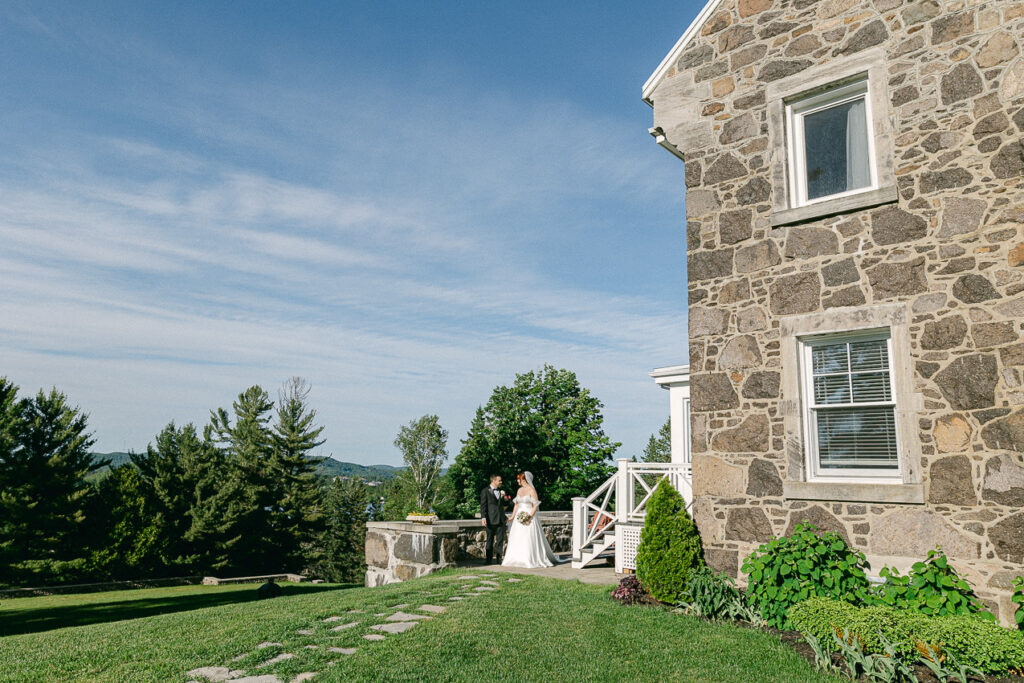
[571, 458, 692, 569]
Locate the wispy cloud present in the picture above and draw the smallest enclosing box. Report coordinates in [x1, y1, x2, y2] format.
[0, 10, 687, 463]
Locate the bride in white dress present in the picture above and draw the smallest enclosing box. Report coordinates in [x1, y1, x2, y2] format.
[501, 471, 558, 568]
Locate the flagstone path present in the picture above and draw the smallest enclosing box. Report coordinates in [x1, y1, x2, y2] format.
[183, 573, 520, 683]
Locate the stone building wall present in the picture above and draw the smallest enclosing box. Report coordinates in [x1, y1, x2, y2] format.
[364, 513, 572, 586]
[648, 0, 1024, 622]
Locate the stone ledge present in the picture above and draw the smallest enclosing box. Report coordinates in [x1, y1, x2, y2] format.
[770, 184, 898, 227]
[783, 481, 925, 505]
[366, 511, 571, 535]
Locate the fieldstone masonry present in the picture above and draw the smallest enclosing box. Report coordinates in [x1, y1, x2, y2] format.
[648, 0, 1024, 622]
[364, 513, 571, 586]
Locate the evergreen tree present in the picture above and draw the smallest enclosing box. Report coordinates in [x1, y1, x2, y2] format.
[0, 380, 103, 585]
[448, 365, 619, 516]
[271, 378, 326, 572]
[641, 418, 672, 463]
[313, 476, 369, 583]
[207, 385, 277, 572]
[635, 479, 704, 603]
[206, 380, 325, 574]
[131, 422, 230, 573]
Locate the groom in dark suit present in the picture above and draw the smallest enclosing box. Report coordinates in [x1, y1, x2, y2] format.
[480, 473, 510, 564]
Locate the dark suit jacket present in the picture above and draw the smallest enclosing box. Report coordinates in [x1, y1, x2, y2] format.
[480, 486, 507, 526]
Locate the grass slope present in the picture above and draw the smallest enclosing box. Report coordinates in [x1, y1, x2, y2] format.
[0, 572, 836, 683]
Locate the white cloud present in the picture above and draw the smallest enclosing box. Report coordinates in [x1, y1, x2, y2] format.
[0, 28, 687, 464]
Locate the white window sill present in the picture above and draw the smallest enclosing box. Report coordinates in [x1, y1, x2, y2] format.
[770, 184, 897, 228]
[783, 480, 924, 505]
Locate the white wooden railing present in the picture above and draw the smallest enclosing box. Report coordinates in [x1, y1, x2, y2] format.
[571, 459, 692, 568]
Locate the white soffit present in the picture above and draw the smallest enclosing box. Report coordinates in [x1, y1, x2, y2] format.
[642, 0, 726, 106]
[650, 364, 691, 387]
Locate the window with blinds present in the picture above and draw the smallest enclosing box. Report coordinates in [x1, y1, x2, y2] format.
[803, 333, 899, 478]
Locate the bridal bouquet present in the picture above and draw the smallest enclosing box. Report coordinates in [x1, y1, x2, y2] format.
[516, 511, 531, 525]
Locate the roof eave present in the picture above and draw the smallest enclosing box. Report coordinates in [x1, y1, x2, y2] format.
[641, 0, 726, 105]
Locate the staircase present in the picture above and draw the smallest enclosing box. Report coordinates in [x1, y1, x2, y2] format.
[571, 459, 693, 570]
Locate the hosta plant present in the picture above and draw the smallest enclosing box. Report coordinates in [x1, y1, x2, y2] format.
[872, 547, 992, 620]
[741, 522, 872, 629]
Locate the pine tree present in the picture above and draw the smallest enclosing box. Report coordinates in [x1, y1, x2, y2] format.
[641, 418, 672, 463]
[0, 380, 102, 585]
[272, 378, 326, 573]
[314, 476, 369, 583]
[131, 421, 229, 573]
[207, 385, 277, 573]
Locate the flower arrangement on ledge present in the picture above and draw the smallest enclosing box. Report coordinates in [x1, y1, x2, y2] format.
[405, 509, 439, 523]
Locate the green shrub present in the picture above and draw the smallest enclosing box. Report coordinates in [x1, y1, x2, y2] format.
[741, 522, 871, 629]
[635, 479, 703, 603]
[790, 597, 1024, 674]
[872, 547, 992, 619]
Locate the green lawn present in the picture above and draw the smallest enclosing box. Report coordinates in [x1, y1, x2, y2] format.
[0, 572, 838, 682]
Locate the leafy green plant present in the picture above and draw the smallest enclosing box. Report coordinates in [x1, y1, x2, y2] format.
[676, 566, 763, 624]
[635, 479, 704, 604]
[878, 633, 918, 683]
[872, 547, 991, 620]
[741, 522, 872, 629]
[789, 596, 1024, 674]
[1012, 576, 1024, 632]
[804, 634, 842, 675]
[831, 628, 913, 682]
[916, 642, 983, 683]
[677, 566, 740, 619]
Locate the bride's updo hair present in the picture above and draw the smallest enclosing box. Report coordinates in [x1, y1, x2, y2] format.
[516, 472, 527, 484]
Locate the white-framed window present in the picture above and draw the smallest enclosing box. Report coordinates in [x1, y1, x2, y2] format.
[799, 329, 901, 481]
[786, 77, 876, 209]
[766, 48, 897, 228]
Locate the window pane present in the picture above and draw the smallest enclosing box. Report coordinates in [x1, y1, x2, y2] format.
[812, 343, 848, 375]
[851, 372, 891, 402]
[803, 97, 870, 200]
[816, 406, 898, 470]
[814, 375, 851, 404]
[849, 338, 888, 372]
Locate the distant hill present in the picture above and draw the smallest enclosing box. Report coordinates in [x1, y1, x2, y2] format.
[310, 457, 403, 481]
[88, 452, 401, 481]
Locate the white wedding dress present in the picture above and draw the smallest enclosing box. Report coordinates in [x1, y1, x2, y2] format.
[501, 495, 557, 568]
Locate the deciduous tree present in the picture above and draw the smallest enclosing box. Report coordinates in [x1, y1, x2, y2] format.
[392, 415, 448, 513]
[448, 365, 619, 516]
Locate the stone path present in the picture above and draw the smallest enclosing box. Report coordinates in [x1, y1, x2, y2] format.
[183, 573, 509, 683]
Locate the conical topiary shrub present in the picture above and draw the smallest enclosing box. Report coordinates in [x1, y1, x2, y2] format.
[635, 478, 704, 603]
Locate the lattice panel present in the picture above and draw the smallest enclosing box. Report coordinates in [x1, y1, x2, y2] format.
[618, 524, 643, 571]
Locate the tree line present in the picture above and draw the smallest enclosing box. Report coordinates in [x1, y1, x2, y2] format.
[0, 377, 367, 588]
[1, 364, 663, 589]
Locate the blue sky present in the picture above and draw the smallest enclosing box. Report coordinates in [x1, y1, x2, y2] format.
[0, 1, 697, 465]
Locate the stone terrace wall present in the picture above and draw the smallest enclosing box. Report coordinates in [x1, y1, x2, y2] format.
[650, 0, 1024, 622]
[364, 513, 571, 587]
